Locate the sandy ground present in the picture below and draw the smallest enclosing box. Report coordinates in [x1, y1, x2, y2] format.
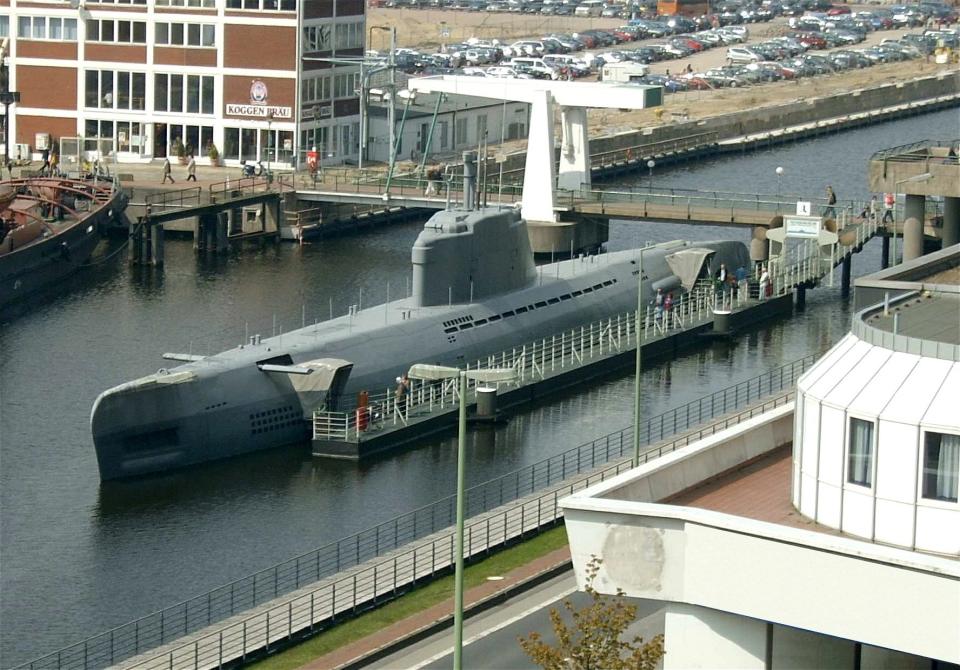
[366, 8, 958, 153]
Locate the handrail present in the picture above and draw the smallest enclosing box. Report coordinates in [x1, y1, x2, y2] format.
[15, 355, 817, 670]
[313, 293, 734, 441]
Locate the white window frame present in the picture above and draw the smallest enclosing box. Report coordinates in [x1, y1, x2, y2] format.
[154, 22, 215, 47]
[919, 429, 960, 505]
[845, 416, 876, 489]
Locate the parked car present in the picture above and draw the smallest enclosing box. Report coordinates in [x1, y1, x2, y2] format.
[726, 46, 762, 63]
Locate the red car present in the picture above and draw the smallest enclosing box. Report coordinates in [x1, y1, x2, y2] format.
[794, 31, 827, 49]
[826, 4, 851, 15]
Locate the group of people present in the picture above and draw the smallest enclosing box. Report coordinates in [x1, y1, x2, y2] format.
[161, 154, 197, 184]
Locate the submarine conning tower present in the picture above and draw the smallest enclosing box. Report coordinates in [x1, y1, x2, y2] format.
[411, 151, 537, 308]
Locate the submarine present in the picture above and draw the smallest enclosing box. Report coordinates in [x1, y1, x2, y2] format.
[91, 154, 750, 480]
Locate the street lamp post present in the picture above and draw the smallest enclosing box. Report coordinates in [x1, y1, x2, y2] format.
[406, 363, 519, 670]
[775, 166, 784, 213]
[632, 246, 644, 467]
[646, 159, 655, 191]
[891, 172, 933, 266]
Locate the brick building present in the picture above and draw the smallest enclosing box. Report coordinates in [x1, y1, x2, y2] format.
[0, 0, 363, 166]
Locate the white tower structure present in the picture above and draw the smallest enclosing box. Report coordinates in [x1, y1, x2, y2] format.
[408, 76, 661, 254]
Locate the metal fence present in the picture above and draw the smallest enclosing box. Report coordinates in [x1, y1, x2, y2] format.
[15, 355, 815, 670]
[313, 291, 733, 441]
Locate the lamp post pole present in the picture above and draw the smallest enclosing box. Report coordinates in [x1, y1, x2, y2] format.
[775, 166, 784, 213]
[453, 370, 467, 670]
[406, 364, 518, 670]
[646, 159, 655, 192]
[633, 247, 644, 468]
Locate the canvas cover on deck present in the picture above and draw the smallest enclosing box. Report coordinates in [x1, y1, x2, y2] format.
[665, 248, 715, 291]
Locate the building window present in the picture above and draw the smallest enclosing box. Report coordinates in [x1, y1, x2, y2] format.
[154, 74, 214, 114]
[302, 24, 331, 52]
[847, 418, 874, 487]
[84, 71, 145, 110]
[165, 124, 213, 157]
[226, 0, 296, 10]
[156, 0, 216, 7]
[86, 19, 146, 44]
[334, 22, 363, 50]
[155, 22, 215, 47]
[455, 118, 467, 146]
[301, 75, 331, 104]
[333, 73, 359, 99]
[18, 16, 77, 41]
[476, 114, 487, 141]
[923, 432, 959, 503]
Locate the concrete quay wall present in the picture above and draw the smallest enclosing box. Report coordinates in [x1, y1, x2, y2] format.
[494, 71, 960, 178]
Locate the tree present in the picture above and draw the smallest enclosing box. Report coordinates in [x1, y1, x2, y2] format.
[519, 556, 664, 670]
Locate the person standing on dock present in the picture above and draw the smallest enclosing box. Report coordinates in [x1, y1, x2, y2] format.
[882, 192, 895, 223]
[186, 154, 197, 182]
[824, 185, 837, 220]
[395, 374, 410, 409]
[759, 266, 770, 301]
[161, 156, 175, 184]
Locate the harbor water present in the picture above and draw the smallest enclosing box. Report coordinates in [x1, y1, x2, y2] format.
[1, 108, 956, 666]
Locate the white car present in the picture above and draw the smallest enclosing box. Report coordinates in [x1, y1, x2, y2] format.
[726, 46, 762, 64]
[485, 66, 532, 78]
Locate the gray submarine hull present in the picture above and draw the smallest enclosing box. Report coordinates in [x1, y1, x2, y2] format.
[91, 205, 750, 480]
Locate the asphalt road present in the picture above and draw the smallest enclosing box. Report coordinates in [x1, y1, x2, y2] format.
[365, 571, 665, 669]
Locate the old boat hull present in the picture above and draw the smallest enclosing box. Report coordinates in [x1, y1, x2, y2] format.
[0, 177, 127, 310]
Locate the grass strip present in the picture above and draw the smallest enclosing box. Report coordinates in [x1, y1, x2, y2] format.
[252, 524, 570, 670]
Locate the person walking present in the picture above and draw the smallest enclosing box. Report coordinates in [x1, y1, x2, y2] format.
[759, 266, 771, 301]
[654, 287, 664, 321]
[186, 154, 197, 182]
[824, 185, 837, 220]
[40, 147, 50, 176]
[664, 292, 674, 319]
[161, 156, 175, 184]
[424, 166, 438, 196]
[882, 192, 895, 224]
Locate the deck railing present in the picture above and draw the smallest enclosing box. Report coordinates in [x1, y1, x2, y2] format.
[312, 289, 741, 442]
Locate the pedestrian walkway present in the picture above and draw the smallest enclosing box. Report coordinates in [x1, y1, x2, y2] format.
[302, 547, 572, 670]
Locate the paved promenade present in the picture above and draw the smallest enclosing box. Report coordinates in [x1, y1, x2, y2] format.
[301, 546, 572, 670]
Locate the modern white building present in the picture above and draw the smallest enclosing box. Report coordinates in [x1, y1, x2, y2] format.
[561, 244, 960, 669]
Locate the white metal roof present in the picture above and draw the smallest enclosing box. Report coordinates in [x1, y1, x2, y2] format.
[804, 337, 872, 399]
[821, 346, 892, 410]
[797, 333, 858, 395]
[920, 363, 960, 433]
[845, 350, 921, 418]
[880, 356, 953, 425]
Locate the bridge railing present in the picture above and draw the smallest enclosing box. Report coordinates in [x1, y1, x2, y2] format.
[588, 131, 722, 169]
[207, 176, 272, 201]
[15, 355, 816, 670]
[143, 186, 203, 211]
[561, 184, 839, 218]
